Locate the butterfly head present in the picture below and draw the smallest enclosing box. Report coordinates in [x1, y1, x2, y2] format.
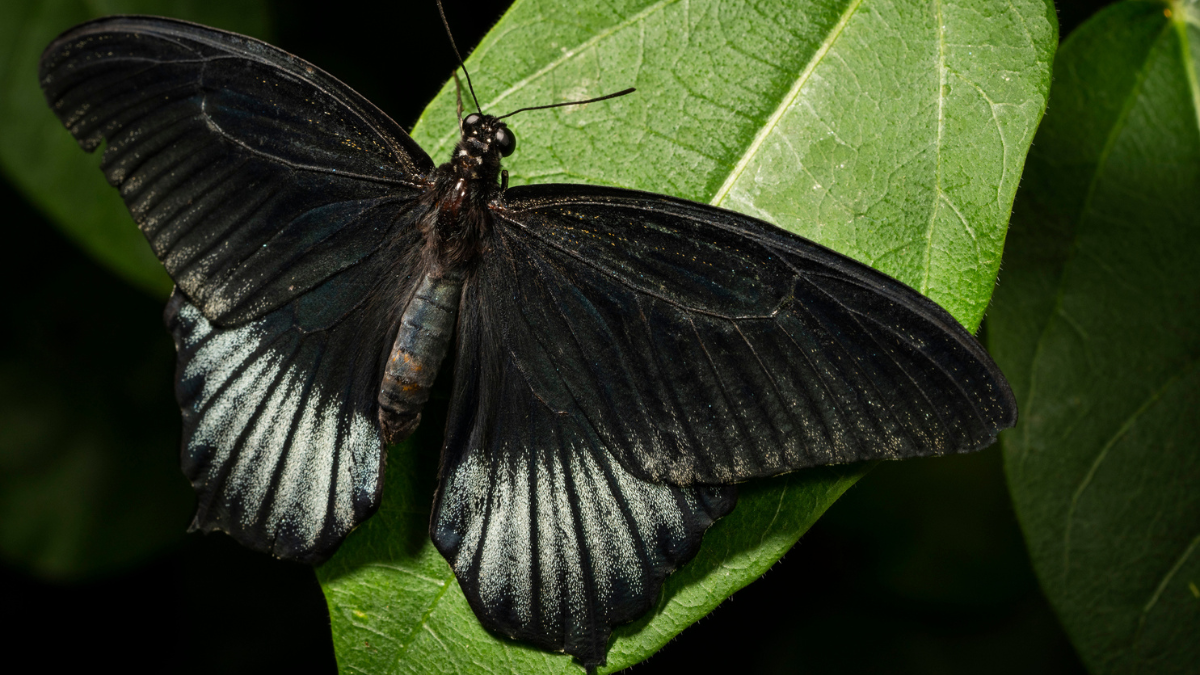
[453, 113, 516, 182]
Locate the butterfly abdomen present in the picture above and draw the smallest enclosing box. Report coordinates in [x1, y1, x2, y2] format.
[378, 270, 464, 444]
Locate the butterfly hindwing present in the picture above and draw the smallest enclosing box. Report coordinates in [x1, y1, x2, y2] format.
[39, 16, 434, 326]
[165, 233, 423, 563]
[490, 183, 1017, 486]
[432, 279, 736, 667]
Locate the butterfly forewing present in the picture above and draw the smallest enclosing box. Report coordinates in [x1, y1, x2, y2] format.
[39, 16, 434, 326]
[490, 183, 1016, 486]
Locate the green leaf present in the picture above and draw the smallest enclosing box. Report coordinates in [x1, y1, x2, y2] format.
[0, 0, 272, 298]
[988, 1, 1200, 672]
[320, 0, 1055, 671]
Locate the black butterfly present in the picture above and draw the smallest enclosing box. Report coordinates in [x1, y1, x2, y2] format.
[39, 14, 1016, 668]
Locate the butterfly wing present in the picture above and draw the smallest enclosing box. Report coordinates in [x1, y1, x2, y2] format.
[166, 257, 410, 563]
[432, 278, 736, 667]
[488, 183, 1017, 487]
[40, 16, 433, 562]
[431, 183, 1014, 662]
[39, 16, 433, 325]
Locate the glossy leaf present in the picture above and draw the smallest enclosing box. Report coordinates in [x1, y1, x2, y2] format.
[319, 0, 1056, 671]
[0, 0, 271, 297]
[989, 1, 1200, 672]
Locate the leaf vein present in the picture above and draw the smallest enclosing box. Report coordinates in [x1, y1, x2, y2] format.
[1062, 357, 1200, 580]
[710, 0, 865, 206]
[389, 571, 457, 663]
[1135, 532, 1200, 648]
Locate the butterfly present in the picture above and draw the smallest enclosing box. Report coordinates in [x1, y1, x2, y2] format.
[39, 13, 1016, 668]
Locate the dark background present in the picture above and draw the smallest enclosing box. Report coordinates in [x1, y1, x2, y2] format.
[2, 0, 1115, 672]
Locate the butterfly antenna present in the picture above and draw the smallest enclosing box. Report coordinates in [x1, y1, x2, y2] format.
[496, 88, 637, 120]
[453, 71, 465, 126]
[436, 0, 482, 114]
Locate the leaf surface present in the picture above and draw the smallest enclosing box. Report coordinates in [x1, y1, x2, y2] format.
[319, 0, 1056, 671]
[989, 2, 1200, 672]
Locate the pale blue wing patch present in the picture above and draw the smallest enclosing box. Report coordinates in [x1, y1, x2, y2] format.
[167, 292, 385, 563]
[431, 326, 735, 668]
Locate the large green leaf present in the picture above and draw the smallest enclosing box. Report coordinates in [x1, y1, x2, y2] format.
[0, 0, 271, 297]
[319, 0, 1055, 670]
[0, 0, 270, 576]
[988, 1, 1200, 672]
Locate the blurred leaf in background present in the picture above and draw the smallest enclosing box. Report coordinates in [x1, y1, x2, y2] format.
[0, 176, 188, 578]
[317, 0, 1056, 670]
[989, 0, 1200, 673]
[0, 0, 270, 578]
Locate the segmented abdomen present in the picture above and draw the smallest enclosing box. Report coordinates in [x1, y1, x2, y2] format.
[378, 271, 463, 443]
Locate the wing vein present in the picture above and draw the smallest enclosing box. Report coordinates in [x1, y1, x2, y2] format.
[732, 318, 805, 462]
[688, 315, 754, 475]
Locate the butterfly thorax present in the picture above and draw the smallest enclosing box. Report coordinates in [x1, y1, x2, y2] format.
[416, 113, 514, 271]
[377, 113, 516, 445]
[416, 172, 491, 270]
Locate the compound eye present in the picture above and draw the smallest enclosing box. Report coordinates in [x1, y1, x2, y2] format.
[462, 113, 483, 132]
[494, 126, 516, 157]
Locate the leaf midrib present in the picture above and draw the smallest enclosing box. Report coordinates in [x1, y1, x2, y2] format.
[709, 0, 865, 207]
[1171, 1, 1200, 133]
